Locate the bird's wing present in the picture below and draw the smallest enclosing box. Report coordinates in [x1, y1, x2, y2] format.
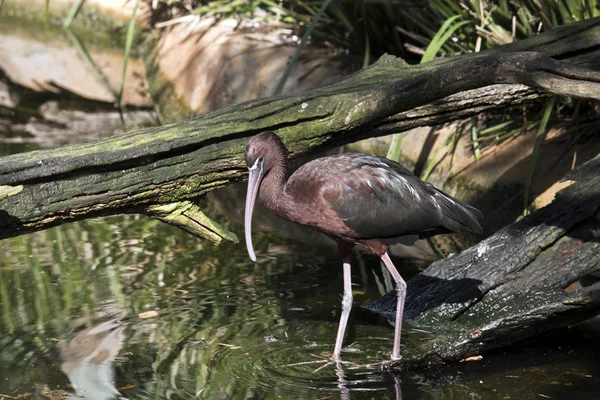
[319, 154, 483, 241]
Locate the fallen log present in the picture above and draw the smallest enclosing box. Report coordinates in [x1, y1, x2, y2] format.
[365, 153, 600, 367]
[1, 18, 600, 241]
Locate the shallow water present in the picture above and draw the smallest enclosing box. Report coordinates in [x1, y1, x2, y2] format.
[1, 202, 600, 399]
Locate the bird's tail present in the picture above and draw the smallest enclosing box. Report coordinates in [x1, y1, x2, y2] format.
[433, 189, 483, 234]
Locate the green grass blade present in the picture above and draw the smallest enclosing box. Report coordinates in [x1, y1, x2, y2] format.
[294, 0, 317, 16]
[589, 0, 600, 17]
[386, 132, 405, 162]
[421, 16, 469, 62]
[361, 1, 370, 68]
[425, 14, 461, 48]
[388, 12, 468, 162]
[516, 7, 533, 36]
[430, 0, 461, 19]
[262, 0, 305, 23]
[493, 122, 537, 144]
[118, 0, 141, 108]
[362, 32, 371, 68]
[45, 0, 50, 22]
[327, 2, 353, 31]
[567, 0, 583, 19]
[274, 0, 333, 96]
[448, 127, 461, 160]
[64, 29, 119, 103]
[557, 0, 574, 23]
[471, 117, 480, 161]
[583, 0, 595, 17]
[63, 0, 85, 29]
[523, 97, 556, 213]
[479, 121, 514, 137]
[421, 128, 456, 181]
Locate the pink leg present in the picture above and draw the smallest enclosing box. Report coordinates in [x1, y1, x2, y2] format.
[381, 252, 406, 360]
[332, 246, 353, 362]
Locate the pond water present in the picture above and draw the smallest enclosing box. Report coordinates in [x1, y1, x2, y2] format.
[1, 182, 600, 399]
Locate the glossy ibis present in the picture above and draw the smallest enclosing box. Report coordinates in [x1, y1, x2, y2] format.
[244, 131, 483, 361]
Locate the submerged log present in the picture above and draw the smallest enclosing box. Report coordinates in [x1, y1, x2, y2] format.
[365, 153, 600, 367]
[1, 18, 600, 240]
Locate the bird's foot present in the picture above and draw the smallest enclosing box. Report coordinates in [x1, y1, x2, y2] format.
[284, 354, 348, 373]
[377, 354, 403, 371]
[302, 354, 349, 373]
[330, 352, 355, 365]
[330, 355, 342, 365]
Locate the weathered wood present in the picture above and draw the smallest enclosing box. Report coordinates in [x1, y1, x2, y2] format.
[365, 153, 600, 367]
[2, 18, 600, 240]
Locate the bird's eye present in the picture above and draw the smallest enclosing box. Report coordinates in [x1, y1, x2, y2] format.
[249, 156, 264, 171]
[256, 157, 265, 170]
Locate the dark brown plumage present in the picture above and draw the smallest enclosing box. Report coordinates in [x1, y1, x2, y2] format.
[244, 131, 483, 362]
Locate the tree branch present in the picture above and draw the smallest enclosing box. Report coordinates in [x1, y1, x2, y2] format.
[2, 18, 600, 239]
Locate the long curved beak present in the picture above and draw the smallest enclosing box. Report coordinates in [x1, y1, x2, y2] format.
[244, 167, 263, 262]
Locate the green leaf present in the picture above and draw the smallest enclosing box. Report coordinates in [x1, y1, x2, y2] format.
[63, 0, 85, 29]
[361, 1, 370, 68]
[479, 121, 514, 137]
[118, 0, 141, 109]
[421, 15, 469, 62]
[471, 117, 480, 161]
[274, 0, 333, 96]
[386, 132, 405, 162]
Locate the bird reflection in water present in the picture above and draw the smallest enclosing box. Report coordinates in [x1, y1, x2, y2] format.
[335, 362, 403, 400]
[58, 314, 125, 399]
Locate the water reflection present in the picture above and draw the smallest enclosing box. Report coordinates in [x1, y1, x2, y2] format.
[58, 307, 125, 400]
[0, 212, 404, 399]
[1, 205, 600, 399]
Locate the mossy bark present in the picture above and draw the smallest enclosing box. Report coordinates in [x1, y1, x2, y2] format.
[2, 18, 600, 240]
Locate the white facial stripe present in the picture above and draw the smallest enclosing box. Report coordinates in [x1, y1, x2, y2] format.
[248, 158, 262, 171]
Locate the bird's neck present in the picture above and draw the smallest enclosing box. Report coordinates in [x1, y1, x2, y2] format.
[259, 156, 292, 217]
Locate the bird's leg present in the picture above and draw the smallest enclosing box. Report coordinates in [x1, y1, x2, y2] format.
[381, 252, 406, 360]
[332, 243, 353, 363]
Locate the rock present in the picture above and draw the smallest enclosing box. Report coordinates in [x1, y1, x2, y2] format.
[0, 4, 157, 147]
[147, 17, 348, 121]
[0, 33, 152, 108]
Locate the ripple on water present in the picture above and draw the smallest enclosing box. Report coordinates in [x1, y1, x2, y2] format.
[211, 326, 397, 397]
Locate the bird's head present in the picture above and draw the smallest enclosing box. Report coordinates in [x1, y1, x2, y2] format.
[244, 131, 288, 262]
[244, 131, 288, 175]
